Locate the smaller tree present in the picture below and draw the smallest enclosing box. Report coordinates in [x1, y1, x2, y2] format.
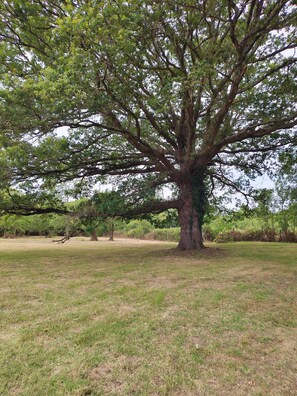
[255, 189, 274, 225]
[74, 191, 126, 241]
[275, 177, 297, 239]
[0, 214, 30, 237]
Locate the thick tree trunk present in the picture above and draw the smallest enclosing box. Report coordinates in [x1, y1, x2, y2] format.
[177, 181, 205, 250]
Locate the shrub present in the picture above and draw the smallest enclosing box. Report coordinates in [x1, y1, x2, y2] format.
[262, 228, 277, 242]
[212, 228, 297, 243]
[202, 226, 215, 242]
[241, 229, 263, 241]
[145, 228, 180, 242]
[214, 232, 234, 243]
[125, 220, 154, 239]
[279, 231, 296, 243]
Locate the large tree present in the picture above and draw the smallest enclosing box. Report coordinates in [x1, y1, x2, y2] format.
[0, 0, 296, 249]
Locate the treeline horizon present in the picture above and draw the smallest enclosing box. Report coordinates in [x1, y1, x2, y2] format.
[1, 189, 296, 243]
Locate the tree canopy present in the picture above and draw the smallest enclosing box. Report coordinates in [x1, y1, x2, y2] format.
[0, 0, 296, 249]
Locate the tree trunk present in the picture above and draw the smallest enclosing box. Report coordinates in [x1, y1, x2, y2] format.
[90, 230, 98, 241]
[109, 222, 114, 241]
[177, 179, 205, 250]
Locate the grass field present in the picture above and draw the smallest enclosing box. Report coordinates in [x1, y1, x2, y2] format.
[0, 238, 296, 395]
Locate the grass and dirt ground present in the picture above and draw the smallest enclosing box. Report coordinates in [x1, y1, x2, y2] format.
[0, 237, 296, 395]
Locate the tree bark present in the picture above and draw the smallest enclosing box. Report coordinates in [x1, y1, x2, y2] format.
[90, 230, 98, 241]
[109, 222, 114, 241]
[177, 181, 205, 250]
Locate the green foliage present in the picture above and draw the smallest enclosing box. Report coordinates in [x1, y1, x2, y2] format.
[47, 214, 69, 236]
[22, 215, 51, 236]
[0, 214, 29, 236]
[205, 213, 296, 243]
[91, 191, 125, 217]
[149, 210, 179, 229]
[124, 220, 154, 239]
[203, 179, 297, 243]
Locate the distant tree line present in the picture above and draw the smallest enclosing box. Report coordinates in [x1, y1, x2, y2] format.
[1, 183, 296, 243]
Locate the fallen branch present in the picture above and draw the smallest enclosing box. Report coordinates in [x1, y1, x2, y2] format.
[52, 235, 70, 244]
[52, 230, 83, 244]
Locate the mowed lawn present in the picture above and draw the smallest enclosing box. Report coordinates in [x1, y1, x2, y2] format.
[0, 238, 296, 396]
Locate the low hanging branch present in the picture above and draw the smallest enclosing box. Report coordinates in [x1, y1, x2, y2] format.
[2, 206, 70, 216]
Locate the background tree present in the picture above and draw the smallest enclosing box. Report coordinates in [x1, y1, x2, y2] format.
[0, 0, 296, 249]
[275, 176, 297, 239]
[50, 191, 127, 242]
[88, 191, 127, 241]
[0, 214, 29, 237]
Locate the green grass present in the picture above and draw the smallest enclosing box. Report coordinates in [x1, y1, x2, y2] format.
[0, 238, 296, 395]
